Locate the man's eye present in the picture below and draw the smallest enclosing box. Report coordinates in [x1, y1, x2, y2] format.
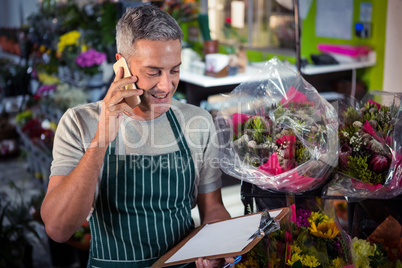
[147, 72, 160, 77]
[171, 69, 180, 74]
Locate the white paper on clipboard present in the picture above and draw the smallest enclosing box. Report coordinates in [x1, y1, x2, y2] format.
[165, 210, 282, 264]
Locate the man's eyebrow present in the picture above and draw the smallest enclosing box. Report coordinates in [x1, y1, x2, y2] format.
[144, 62, 182, 70]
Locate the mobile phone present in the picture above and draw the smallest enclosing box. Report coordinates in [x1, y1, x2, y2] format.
[113, 57, 141, 108]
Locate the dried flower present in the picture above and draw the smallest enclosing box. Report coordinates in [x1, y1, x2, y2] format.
[353, 121, 363, 128]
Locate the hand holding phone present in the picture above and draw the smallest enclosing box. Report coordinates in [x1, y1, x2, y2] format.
[113, 57, 141, 108]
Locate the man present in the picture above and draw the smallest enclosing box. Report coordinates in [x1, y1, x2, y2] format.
[41, 4, 233, 268]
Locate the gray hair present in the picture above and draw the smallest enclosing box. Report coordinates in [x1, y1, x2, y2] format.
[116, 4, 183, 59]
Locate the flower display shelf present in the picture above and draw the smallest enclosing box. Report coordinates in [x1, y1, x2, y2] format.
[15, 125, 52, 183]
[39, 104, 64, 124]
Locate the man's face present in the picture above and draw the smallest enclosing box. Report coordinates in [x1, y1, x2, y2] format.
[127, 39, 181, 120]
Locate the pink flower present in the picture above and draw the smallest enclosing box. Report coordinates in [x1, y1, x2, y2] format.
[396, 152, 402, 166]
[385, 136, 393, 146]
[36, 84, 57, 96]
[258, 152, 283, 175]
[362, 120, 382, 143]
[232, 113, 252, 134]
[285, 232, 292, 244]
[369, 154, 390, 173]
[75, 49, 106, 68]
[280, 86, 314, 107]
[368, 99, 381, 110]
[290, 204, 296, 223]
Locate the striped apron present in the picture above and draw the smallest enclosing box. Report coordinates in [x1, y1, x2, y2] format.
[88, 109, 196, 267]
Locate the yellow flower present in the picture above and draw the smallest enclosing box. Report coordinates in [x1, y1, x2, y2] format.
[37, 72, 60, 84]
[301, 255, 320, 268]
[308, 211, 334, 224]
[331, 257, 343, 268]
[39, 45, 46, 53]
[286, 253, 302, 266]
[81, 44, 88, 52]
[290, 245, 302, 254]
[308, 221, 340, 239]
[268, 252, 281, 267]
[236, 259, 259, 268]
[57, 30, 80, 54]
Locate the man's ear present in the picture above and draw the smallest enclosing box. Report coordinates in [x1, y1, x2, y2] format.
[115, 53, 123, 61]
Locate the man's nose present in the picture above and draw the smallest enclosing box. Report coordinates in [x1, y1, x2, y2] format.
[158, 73, 172, 91]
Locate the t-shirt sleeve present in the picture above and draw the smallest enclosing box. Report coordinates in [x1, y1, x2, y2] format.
[192, 111, 222, 194]
[50, 108, 86, 177]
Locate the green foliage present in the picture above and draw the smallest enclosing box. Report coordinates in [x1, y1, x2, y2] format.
[340, 125, 358, 140]
[15, 110, 33, 126]
[369, 243, 388, 268]
[250, 116, 269, 144]
[345, 155, 385, 185]
[292, 260, 303, 268]
[362, 103, 394, 137]
[58, 0, 83, 30]
[296, 145, 310, 165]
[0, 181, 43, 268]
[342, 107, 361, 126]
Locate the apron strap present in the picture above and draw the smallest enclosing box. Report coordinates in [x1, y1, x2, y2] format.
[166, 109, 190, 154]
[108, 139, 116, 155]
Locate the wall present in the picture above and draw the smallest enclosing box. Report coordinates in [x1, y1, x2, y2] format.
[383, 0, 402, 93]
[300, 0, 388, 92]
[0, 0, 38, 28]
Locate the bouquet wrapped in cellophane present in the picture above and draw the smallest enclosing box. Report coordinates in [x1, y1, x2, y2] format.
[215, 57, 338, 192]
[237, 201, 355, 268]
[323, 90, 402, 199]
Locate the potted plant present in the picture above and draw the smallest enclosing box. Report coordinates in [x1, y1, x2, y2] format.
[0, 181, 44, 268]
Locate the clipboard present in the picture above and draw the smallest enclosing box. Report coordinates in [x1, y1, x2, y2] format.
[152, 207, 289, 267]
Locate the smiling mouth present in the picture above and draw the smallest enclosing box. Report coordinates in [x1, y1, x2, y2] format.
[151, 93, 169, 99]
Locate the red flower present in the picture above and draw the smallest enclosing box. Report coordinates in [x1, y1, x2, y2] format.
[225, 17, 231, 24]
[339, 144, 352, 170]
[369, 154, 390, 173]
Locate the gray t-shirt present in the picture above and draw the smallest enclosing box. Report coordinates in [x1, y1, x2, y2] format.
[50, 99, 222, 205]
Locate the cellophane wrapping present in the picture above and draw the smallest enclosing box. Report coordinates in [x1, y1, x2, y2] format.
[215, 57, 338, 193]
[323, 90, 402, 200]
